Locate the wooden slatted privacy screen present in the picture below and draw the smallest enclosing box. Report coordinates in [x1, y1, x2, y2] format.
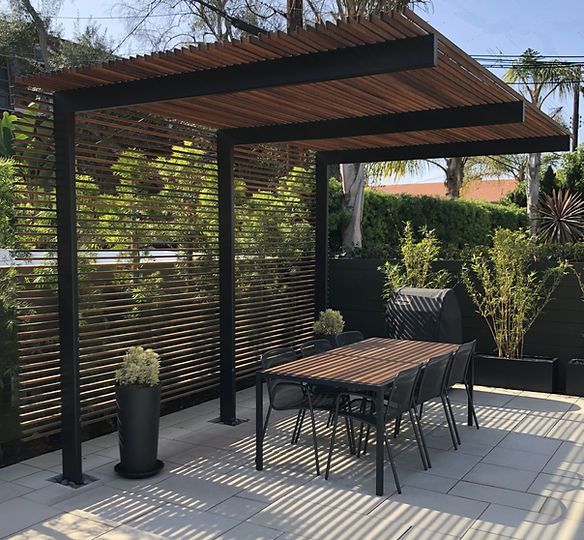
[234, 145, 316, 378]
[9, 85, 317, 444]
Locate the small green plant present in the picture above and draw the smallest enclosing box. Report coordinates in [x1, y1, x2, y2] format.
[314, 309, 345, 336]
[462, 228, 569, 359]
[379, 221, 451, 299]
[115, 346, 160, 386]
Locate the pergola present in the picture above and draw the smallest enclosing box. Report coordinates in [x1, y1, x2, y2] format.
[16, 8, 569, 485]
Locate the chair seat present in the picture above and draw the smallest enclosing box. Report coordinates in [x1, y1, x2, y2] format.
[272, 382, 336, 411]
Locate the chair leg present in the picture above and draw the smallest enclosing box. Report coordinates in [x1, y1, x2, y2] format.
[415, 409, 432, 469]
[293, 409, 306, 444]
[357, 399, 367, 457]
[291, 410, 302, 444]
[325, 400, 341, 480]
[262, 404, 273, 443]
[408, 409, 428, 471]
[446, 394, 462, 446]
[384, 436, 401, 494]
[326, 410, 333, 428]
[441, 395, 458, 450]
[306, 392, 320, 476]
[418, 402, 424, 421]
[345, 417, 356, 455]
[363, 424, 371, 455]
[465, 383, 480, 430]
[394, 414, 402, 438]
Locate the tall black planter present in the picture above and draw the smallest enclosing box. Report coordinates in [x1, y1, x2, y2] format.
[115, 384, 163, 478]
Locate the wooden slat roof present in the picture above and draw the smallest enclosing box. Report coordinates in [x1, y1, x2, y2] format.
[18, 8, 568, 152]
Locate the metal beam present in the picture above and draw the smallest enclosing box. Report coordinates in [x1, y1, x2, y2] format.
[53, 95, 82, 485]
[224, 101, 525, 146]
[217, 132, 237, 425]
[55, 34, 437, 112]
[315, 153, 328, 315]
[320, 135, 571, 165]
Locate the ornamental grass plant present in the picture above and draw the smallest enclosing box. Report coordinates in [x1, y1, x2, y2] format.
[462, 228, 569, 359]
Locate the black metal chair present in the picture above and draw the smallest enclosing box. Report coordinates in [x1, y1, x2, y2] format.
[414, 352, 456, 466]
[324, 364, 424, 494]
[335, 330, 364, 347]
[444, 340, 479, 446]
[299, 339, 333, 358]
[261, 347, 333, 475]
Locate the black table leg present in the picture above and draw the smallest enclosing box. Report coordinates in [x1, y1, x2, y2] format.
[375, 386, 384, 496]
[467, 355, 474, 427]
[256, 372, 264, 470]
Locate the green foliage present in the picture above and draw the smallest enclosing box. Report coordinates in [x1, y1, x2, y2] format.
[314, 309, 345, 336]
[557, 146, 584, 195]
[379, 222, 451, 299]
[329, 182, 528, 258]
[115, 346, 160, 387]
[0, 267, 18, 383]
[0, 158, 15, 248]
[462, 228, 569, 359]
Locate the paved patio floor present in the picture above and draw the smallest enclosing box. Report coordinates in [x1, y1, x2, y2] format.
[1, 385, 584, 539]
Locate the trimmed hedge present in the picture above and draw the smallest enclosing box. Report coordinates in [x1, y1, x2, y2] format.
[329, 179, 528, 257]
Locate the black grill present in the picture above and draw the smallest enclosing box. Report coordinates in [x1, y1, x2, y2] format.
[386, 287, 462, 344]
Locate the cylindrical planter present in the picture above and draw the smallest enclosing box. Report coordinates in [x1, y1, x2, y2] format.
[115, 384, 163, 478]
[475, 354, 558, 393]
[566, 359, 584, 397]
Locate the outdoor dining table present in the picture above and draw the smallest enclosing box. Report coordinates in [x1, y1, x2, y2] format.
[255, 337, 467, 496]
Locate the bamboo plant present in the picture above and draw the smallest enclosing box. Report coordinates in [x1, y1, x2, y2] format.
[462, 228, 568, 359]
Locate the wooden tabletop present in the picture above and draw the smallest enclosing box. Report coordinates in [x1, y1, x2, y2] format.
[263, 337, 459, 388]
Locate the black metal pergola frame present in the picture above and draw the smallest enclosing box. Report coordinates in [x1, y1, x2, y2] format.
[47, 30, 570, 485]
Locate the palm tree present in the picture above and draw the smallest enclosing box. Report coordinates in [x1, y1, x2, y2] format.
[504, 49, 577, 234]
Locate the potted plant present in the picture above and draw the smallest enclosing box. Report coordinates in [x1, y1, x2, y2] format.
[114, 346, 163, 478]
[462, 228, 568, 392]
[314, 309, 345, 347]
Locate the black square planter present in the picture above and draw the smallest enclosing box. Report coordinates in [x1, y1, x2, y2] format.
[475, 354, 558, 393]
[566, 359, 584, 397]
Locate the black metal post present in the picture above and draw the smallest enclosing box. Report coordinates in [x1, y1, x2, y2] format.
[217, 132, 237, 425]
[255, 371, 264, 470]
[315, 153, 329, 315]
[375, 386, 384, 496]
[53, 96, 82, 485]
[467, 354, 475, 427]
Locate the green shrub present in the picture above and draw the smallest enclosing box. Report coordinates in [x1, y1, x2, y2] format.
[329, 180, 528, 258]
[314, 309, 345, 336]
[380, 222, 451, 299]
[462, 228, 568, 359]
[115, 346, 160, 386]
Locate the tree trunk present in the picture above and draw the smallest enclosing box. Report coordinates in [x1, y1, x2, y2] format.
[19, 0, 50, 68]
[340, 162, 365, 251]
[445, 157, 464, 198]
[526, 152, 542, 235]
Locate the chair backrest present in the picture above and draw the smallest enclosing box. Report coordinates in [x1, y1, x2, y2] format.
[260, 347, 297, 370]
[447, 340, 476, 388]
[335, 331, 364, 347]
[416, 353, 453, 404]
[387, 364, 423, 416]
[260, 347, 301, 405]
[299, 339, 332, 358]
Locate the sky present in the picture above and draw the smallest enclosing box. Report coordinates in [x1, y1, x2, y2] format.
[45, 0, 584, 183]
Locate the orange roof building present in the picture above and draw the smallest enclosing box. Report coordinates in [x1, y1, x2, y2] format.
[371, 178, 517, 203]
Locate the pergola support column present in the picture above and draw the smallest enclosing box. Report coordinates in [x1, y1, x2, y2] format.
[217, 132, 237, 425]
[315, 153, 329, 314]
[53, 96, 82, 485]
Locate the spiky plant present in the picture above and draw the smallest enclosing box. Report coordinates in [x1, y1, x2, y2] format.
[538, 189, 584, 244]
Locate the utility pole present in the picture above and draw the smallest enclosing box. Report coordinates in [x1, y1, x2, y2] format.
[573, 66, 581, 151]
[287, 0, 303, 31]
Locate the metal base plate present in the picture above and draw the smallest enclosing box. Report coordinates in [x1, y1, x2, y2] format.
[208, 417, 249, 426]
[114, 459, 164, 479]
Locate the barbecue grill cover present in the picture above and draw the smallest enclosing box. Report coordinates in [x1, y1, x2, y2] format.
[385, 287, 462, 344]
